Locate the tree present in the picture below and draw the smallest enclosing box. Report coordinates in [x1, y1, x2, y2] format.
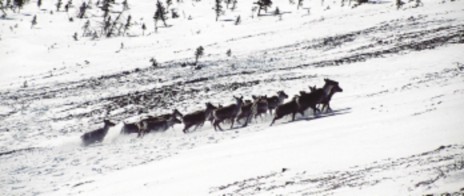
[1, 0, 8, 17]
[226, 49, 232, 57]
[231, 0, 237, 11]
[214, 0, 222, 21]
[82, 19, 90, 36]
[64, 2, 69, 12]
[255, 0, 272, 16]
[351, 0, 368, 7]
[77, 2, 87, 18]
[72, 32, 78, 41]
[297, 0, 303, 9]
[150, 57, 158, 67]
[251, 6, 257, 19]
[274, 6, 279, 15]
[14, 0, 30, 12]
[101, 0, 113, 18]
[105, 12, 122, 37]
[6, 0, 12, 8]
[92, 30, 98, 39]
[122, 0, 129, 10]
[234, 15, 240, 25]
[194, 46, 204, 65]
[154, 0, 167, 31]
[124, 15, 131, 35]
[396, 0, 403, 9]
[225, 0, 231, 8]
[103, 15, 111, 35]
[141, 23, 146, 35]
[31, 15, 37, 28]
[171, 8, 179, 18]
[56, 0, 62, 11]
[37, 0, 41, 8]
[166, 0, 172, 8]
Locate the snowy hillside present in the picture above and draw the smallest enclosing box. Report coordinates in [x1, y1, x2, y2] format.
[1, 0, 464, 195]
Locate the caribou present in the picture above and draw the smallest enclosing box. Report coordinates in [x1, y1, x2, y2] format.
[81, 119, 116, 146]
[212, 96, 244, 131]
[182, 103, 217, 133]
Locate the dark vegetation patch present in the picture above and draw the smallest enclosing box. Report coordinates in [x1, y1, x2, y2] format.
[72, 180, 94, 188]
[0, 147, 43, 157]
[185, 77, 209, 84]
[285, 25, 464, 70]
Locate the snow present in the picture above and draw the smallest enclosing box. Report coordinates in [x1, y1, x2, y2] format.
[1, 0, 464, 195]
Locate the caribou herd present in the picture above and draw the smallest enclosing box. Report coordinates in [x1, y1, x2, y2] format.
[81, 78, 343, 145]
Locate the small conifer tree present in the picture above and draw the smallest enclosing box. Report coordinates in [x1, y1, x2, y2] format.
[101, 0, 112, 18]
[56, 0, 62, 11]
[72, 32, 78, 41]
[234, 15, 240, 25]
[77, 2, 87, 18]
[231, 0, 237, 11]
[0, 1, 6, 17]
[122, 0, 129, 10]
[214, 0, 223, 21]
[82, 19, 90, 36]
[396, 0, 403, 9]
[154, 0, 167, 31]
[255, 0, 272, 16]
[141, 23, 146, 35]
[14, 0, 30, 12]
[31, 15, 37, 28]
[171, 9, 179, 18]
[124, 15, 131, 35]
[297, 0, 303, 9]
[102, 15, 111, 35]
[150, 57, 158, 67]
[194, 46, 204, 65]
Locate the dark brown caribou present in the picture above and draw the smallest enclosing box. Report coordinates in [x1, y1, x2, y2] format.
[182, 103, 217, 133]
[251, 95, 269, 120]
[320, 81, 343, 112]
[266, 91, 289, 114]
[297, 78, 341, 116]
[81, 119, 116, 146]
[269, 96, 300, 126]
[212, 96, 244, 131]
[138, 116, 182, 137]
[120, 109, 183, 135]
[236, 100, 253, 127]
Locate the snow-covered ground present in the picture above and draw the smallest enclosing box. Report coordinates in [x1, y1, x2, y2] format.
[1, 0, 464, 195]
